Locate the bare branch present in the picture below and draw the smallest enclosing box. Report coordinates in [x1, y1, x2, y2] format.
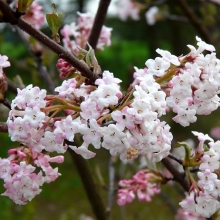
[175, 0, 214, 45]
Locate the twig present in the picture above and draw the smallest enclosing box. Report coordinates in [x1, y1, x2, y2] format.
[0, 0, 98, 85]
[106, 156, 115, 220]
[175, 0, 214, 45]
[88, 0, 112, 49]
[67, 147, 107, 220]
[0, 122, 8, 132]
[0, 99, 11, 109]
[168, 153, 183, 165]
[16, 28, 55, 94]
[6, 78, 19, 94]
[162, 157, 190, 192]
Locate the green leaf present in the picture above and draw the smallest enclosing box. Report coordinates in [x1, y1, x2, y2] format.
[18, 0, 34, 12]
[46, 14, 60, 35]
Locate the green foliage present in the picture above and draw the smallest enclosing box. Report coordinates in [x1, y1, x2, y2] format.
[17, 0, 34, 13]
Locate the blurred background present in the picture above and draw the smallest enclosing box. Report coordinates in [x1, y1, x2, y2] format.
[1, 0, 220, 219]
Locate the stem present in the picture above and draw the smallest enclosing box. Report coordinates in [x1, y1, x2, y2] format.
[67, 148, 107, 220]
[88, 0, 112, 50]
[0, 122, 8, 132]
[16, 28, 56, 94]
[107, 156, 115, 220]
[162, 157, 190, 192]
[0, 0, 98, 84]
[175, 0, 214, 45]
[168, 153, 183, 165]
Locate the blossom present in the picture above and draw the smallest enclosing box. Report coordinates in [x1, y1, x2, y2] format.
[116, 0, 140, 21]
[145, 6, 159, 25]
[61, 12, 112, 54]
[117, 170, 161, 205]
[22, 1, 44, 29]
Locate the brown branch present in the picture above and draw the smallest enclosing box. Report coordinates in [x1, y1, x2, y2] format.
[162, 157, 190, 192]
[0, 122, 8, 132]
[175, 0, 214, 45]
[16, 28, 55, 94]
[0, 0, 98, 85]
[67, 148, 107, 220]
[88, 0, 112, 49]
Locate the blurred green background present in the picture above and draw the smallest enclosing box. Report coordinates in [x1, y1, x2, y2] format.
[1, 0, 220, 219]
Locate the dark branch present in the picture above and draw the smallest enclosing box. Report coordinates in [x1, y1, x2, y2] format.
[162, 157, 190, 192]
[168, 153, 183, 165]
[16, 28, 55, 94]
[0, 122, 8, 133]
[175, 0, 214, 45]
[67, 147, 107, 220]
[88, 0, 112, 49]
[0, 0, 98, 85]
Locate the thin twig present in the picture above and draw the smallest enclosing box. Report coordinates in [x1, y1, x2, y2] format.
[88, 0, 112, 49]
[0, 0, 98, 85]
[67, 147, 107, 220]
[168, 153, 183, 165]
[175, 0, 214, 45]
[6, 78, 19, 94]
[106, 156, 115, 220]
[0, 122, 8, 133]
[16, 28, 55, 94]
[162, 157, 190, 192]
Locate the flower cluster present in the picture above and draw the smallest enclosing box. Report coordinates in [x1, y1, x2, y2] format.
[179, 132, 220, 218]
[117, 170, 161, 205]
[0, 147, 63, 205]
[5, 85, 65, 204]
[146, 36, 220, 126]
[61, 12, 112, 54]
[4, 37, 220, 207]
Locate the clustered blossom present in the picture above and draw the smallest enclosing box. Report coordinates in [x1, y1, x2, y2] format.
[4, 36, 220, 210]
[61, 12, 112, 54]
[179, 132, 220, 217]
[0, 147, 64, 205]
[22, 1, 44, 29]
[5, 85, 65, 204]
[146, 36, 220, 127]
[53, 68, 172, 162]
[117, 170, 161, 205]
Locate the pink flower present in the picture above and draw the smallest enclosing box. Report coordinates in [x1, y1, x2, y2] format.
[22, 1, 44, 29]
[117, 170, 161, 205]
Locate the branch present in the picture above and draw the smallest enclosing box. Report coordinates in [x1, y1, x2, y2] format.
[67, 148, 107, 220]
[88, 0, 111, 49]
[175, 0, 214, 45]
[162, 157, 190, 192]
[106, 156, 115, 219]
[16, 28, 56, 94]
[0, 122, 8, 132]
[168, 153, 183, 165]
[0, 0, 98, 84]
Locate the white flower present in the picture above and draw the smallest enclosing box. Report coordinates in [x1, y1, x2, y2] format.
[145, 57, 170, 77]
[145, 6, 159, 25]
